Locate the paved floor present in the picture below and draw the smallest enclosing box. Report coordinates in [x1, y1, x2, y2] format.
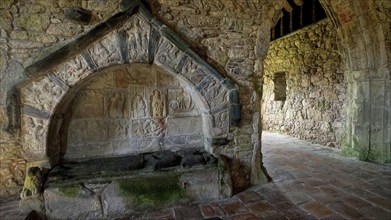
[1, 131, 391, 219]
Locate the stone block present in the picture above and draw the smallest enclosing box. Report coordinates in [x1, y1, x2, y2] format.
[44, 186, 103, 219]
[72, 90, 105, 119]
[186, 135, 204, 148]
[368, 143, 391, 163]
[166, 116, 202, 135]
[164, 136, 187, 151]
[353, 81, 370, 100]
[352, 125, 370, 159]
[154, 37, 185, 73]
[15, 13, 50, 32]
[167, 88, 199, 116]
[111, 138, 138, 155]
[54, 54, 93, 86]
[87, 33, 122, 69]
[67, 120, 108, 145]
[65, 142, 113, 160]
[21, 77, 66, 113]
[371, 126, 384, 143]
[21, 115, 48, 152]
[370, 107, 385, 128]
[137, 137, 163, 153]
[179, 168, 219, 201]
[114, 64, 155, 87]
[101, 182, 130, 217]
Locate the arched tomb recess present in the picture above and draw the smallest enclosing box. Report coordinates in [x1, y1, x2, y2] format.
[17, 7, 240, 167]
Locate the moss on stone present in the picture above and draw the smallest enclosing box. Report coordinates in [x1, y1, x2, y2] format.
[59, 185, 81, 197]
[16, 14, 50, 31]
[341, 146, 359, 158]
[118, 174, 185, 208]
[368, 149, 391, 163]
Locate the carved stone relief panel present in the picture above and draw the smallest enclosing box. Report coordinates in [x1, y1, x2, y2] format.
[149, 88, 166, 118]
[202, 78, 229, 109]
[65, 65, 214, 160]
[21, 115, 48, 152]
[213, 109, 230, 134]
[108, 120, 130, 140]
[54, 54, 92, 86]
[87, 33, 122, 68]
[155, 38, 185, 71]
[106, 90, 130, 119]
[156, 68, 180, 87]
[21, 77, 65, 113]
[85, 71, 114, 89]
[67, 120, 108, 146]
[180, 58, 208, 88]
[122, 15, 151, 62]
[71, 90, 104, 118]
[115, 65, 156, 87]
[168, 88, 197, 116]
[129, 85, 147, 118]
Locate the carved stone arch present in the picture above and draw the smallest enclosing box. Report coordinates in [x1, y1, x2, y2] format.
[17, 5, 240, 166]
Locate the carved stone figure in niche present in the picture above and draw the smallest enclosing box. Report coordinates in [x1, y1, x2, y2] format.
[108, 92, 129, 118]
[169, 90, 194, 112]
[128, 18, 149, 61]
[20, 167, 43, 199]
[150, 89, 165, 118]
[131, 94, 146, 118]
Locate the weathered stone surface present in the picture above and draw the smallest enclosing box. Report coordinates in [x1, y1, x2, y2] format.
[121, 15, 151, 62]
[21, 115, 49, 153]
[21, 77, 66, 113]
[54, 54, 92, 86]
[87, 33, 122, 68]
[44, 186, 102, 219]
[64, 7, 92, 24]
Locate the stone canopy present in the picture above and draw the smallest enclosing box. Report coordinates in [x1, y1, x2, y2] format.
[16, 4, 240, 166]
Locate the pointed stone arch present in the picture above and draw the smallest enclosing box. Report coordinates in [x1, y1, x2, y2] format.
[17, 5, 240, 166]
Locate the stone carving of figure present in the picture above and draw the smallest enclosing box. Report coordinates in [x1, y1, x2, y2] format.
[131, 94, 146, 118]
[20, 167, 43, 199]
[169, 90, 194, 112]
[108, 92, 129, 118]
[150, 89, 165, 118]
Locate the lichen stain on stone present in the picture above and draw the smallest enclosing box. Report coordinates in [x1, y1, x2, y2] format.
[58, 185, 81, 198]
[118, 174, 185, 208]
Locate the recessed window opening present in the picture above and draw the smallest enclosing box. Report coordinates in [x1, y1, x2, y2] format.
[273, 72, 287, 101]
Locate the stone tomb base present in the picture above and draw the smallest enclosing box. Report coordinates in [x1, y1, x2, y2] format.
[42, 149, 231, 219]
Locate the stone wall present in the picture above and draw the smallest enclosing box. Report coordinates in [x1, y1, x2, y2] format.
[262, 19, 348, 147]
[0, 0, 124, 199]
[0, 0, 276, 198]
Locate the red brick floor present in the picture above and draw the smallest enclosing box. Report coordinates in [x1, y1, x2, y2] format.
[1, 131, 390, 219]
